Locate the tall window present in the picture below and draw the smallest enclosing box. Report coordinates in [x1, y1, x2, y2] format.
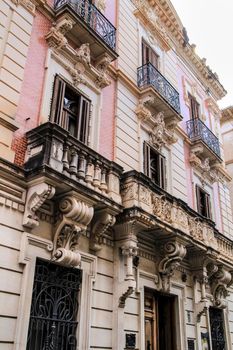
[209, 307, 226, 350]
[51, 75, 90, 144]
[196, 185, 212, 219]
[144, 143, 166, 189]
[142, 40, 159, 69]
[26, 259, 82, 350]
[188, 93, 200, 119]
[144, 290, 177, 350]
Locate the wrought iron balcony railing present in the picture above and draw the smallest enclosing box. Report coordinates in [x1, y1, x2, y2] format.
[137, 63, 181, 114]
[186, 118, 221, 158]
[54, 0, 116, 50]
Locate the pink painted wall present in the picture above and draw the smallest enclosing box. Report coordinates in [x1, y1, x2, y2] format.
[12, 11, 50, 165]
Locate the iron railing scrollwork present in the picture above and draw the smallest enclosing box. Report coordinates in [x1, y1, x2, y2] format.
[54, 0, 116, 50]
[26, 259, 82, 350]
[209, 308, 226, 350]
[186, 118, 221, 158]
[137, 62, 181, 114]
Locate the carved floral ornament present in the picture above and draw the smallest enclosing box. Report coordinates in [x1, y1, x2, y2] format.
[45, 22, 111, 89]
[135, 103, 177, 149]
[132, 0, 172, 51]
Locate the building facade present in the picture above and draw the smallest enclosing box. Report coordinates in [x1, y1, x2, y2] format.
[1, 0, 233, 349]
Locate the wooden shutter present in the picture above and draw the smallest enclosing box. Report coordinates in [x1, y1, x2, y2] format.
[78, 96, 90, 144]
[160, 155, 166, 189]
[196, 185, 201, 214]
[142, 40, 159, 69]
[188, 94, 200, 119]
[143, 142, 150, 177]
[205, 193, 212, 219]
[50, 75, 66, 125]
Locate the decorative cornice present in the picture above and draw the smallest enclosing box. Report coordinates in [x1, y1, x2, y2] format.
[11, 0, 36, 14]
[131, 0, 226, 100]
[221, 106, 233, 123]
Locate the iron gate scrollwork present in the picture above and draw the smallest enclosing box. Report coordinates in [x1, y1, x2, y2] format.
[26, 259, 82, 350]
[209, 307, 226, 350]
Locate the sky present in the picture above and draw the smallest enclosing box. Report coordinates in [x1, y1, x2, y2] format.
[171, 0, 233, 109]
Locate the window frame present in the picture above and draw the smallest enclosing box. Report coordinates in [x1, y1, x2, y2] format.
[188, 93, 200, 120]
[142, 39, 159, 69]
[26, 258, 82, 350]
[50, 75, 91, 144]
[144, 142, 166, 189]
[196, 185, 212, 219]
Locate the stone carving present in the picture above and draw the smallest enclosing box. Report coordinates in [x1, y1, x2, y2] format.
[45, 27, 68, 50]
[23, 183, 56, 228]
[189, 217, 203, 241]
[95, 54, 112, 88]
[11, 0, 35, 13]
[190, 152, 218, 183]
[135, 101, 152, 121]
[65, 64, 87, 86]
[173, 206, 189, 231]
[139, 185, 150, 205]
[209, 266, 233, 308]
[90, 210, 116, 251]
[76, 43, 91, 66]
[53, 196, 94, 266]
[151, 194, 172, 223]
[159, 240, 186, 291]
[121, 182, 138, 202]
[94, 0, 106, 12]
[132, 0, 172, 50]
[56, 18, 74, 35]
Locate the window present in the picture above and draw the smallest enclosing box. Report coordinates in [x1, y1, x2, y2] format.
[144, 143, 166, 189]
[196, 185, 212, 218]
[51, 76, 90, 144]
[188, 93, 200, 119]
[26, 259, 82, 350]
[142, 40, 159, 69]
[209, 307, 226, 350]
[144, 290, 177, 350]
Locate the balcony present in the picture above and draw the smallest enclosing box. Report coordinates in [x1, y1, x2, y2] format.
[54, 0, 117, 60]
[186, 118, 221, 161]
[120, 170, 233, 263]
[137, 63, 181, 121]
[24, 122, 122, 206]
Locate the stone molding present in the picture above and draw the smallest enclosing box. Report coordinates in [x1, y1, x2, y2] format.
[132, 1, 172, 51]
[23, 182, 56, 229]
[45, 22, 112, 89]
[159, 239, 187, 291]
[10, 0, 36, 14]
[208, 265, 233, 309]
[135, 103, 178, 149]
[53, 195, 94, 266]
[90, 209, 116, 251]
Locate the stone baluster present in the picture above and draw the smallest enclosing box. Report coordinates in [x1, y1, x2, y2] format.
[85, 156, 94, 187]
[93, 161, 101, 191]
[62, 143, 69, 175]
[77, 151, 86, 182]
[69, 148, 78, 179]
[100, 166, 108, 194]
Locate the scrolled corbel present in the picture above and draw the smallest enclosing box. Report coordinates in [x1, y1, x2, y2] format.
[90, 210, 116, 251]
[23, 183, 55, 229]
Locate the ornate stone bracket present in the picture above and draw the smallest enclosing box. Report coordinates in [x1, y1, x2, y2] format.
[90, 209, 116, 251]
[159, 240, 186, 292]
[94, 53, 112, 88]
[118, 237, 138, 308]
[53, 196, 94, 266]
[190, 152, 218, 184]
[23, 183, 56, 229]
[136, 104, 177, 149]
[208, 265, 233, 308]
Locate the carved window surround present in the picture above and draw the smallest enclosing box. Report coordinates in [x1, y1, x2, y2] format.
[135, 102, 179, 149]
[15, 232, 97, 350]
[132, 2, 172, 52]
[45, 23, 112, 89]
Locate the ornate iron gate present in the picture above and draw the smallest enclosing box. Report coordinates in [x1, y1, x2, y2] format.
[26, 259, 82, 350]
[209, 307, 226, 350]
